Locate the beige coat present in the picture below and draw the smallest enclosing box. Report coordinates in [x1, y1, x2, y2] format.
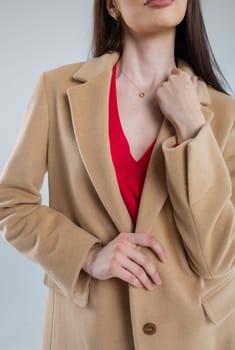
[0, 51, 235, 350]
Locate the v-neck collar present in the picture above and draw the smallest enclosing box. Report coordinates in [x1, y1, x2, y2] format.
[113, 62, 158, 164]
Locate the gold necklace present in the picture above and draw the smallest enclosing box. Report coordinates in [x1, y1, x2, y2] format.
[120, 69, 156, 98]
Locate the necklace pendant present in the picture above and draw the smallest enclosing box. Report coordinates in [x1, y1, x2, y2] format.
[139, 91, 145, 98]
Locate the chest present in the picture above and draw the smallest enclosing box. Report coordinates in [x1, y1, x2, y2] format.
[115, 72, 164, 162]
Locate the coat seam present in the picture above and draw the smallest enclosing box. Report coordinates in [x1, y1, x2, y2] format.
[42, 71, 50, 172]
[49, 288, 56, 350]
[42, 71, 53, 209]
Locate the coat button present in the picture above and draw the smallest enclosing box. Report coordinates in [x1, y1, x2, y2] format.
[143, 322, 157, 335]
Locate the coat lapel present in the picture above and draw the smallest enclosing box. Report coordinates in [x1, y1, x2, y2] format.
[67, 52, 214, 235]
[67, 52, 135, 234]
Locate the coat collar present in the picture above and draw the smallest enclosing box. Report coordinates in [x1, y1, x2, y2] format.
[67, 51, 214, 237]
[72, 51, 212, 106]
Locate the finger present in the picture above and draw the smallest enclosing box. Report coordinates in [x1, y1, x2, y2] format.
[115, 265, 144, 288]
[121, 256, 156, 290]
[126, 247, 162, 286]
[127, 233, 167, 262]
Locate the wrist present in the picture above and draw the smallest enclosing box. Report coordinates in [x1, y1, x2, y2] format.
[174, 110, 206, 143]
[82, 244, 102, 273]
[176, 120, 206, 143]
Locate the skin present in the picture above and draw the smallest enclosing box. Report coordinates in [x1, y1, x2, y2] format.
[82, 0, 206, 291]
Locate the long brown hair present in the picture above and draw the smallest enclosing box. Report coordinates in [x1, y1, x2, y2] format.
[91, 0, 233, 96]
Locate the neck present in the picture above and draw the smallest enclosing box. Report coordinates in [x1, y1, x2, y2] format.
[116, 28, 177, 90]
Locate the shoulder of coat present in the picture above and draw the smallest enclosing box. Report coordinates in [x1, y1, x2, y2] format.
[207, 85, 235, 124]
[45, 61, 86, 77]
[40, 60, 88, 92]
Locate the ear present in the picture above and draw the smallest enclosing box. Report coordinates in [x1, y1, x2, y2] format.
[106, 0, 114, 12]
[105, 0, 112, 11]
[191, 75, 198, 89]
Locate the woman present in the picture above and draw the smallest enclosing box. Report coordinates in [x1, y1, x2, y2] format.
[0, 0, 235, 349]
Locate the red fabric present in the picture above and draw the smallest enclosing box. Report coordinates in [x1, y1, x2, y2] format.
[108, 63, 179, 224]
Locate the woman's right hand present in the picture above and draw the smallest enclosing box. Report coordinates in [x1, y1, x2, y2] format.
[82, 232, 167, 291]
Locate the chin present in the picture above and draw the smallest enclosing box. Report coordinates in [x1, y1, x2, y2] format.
[128, 20, 182, 35]
[123, 11, 185, 34]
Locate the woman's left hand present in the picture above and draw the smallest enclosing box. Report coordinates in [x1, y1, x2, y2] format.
[155, 67, 206, 144]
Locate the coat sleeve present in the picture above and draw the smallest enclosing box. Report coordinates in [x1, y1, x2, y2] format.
[161, 118, 235, 279]
[0, 72, 103, 307]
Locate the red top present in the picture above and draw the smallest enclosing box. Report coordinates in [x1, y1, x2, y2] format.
[108, 63, 179, 225]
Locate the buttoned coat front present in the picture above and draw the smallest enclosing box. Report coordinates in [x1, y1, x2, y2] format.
[0, 51, 235, 350]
